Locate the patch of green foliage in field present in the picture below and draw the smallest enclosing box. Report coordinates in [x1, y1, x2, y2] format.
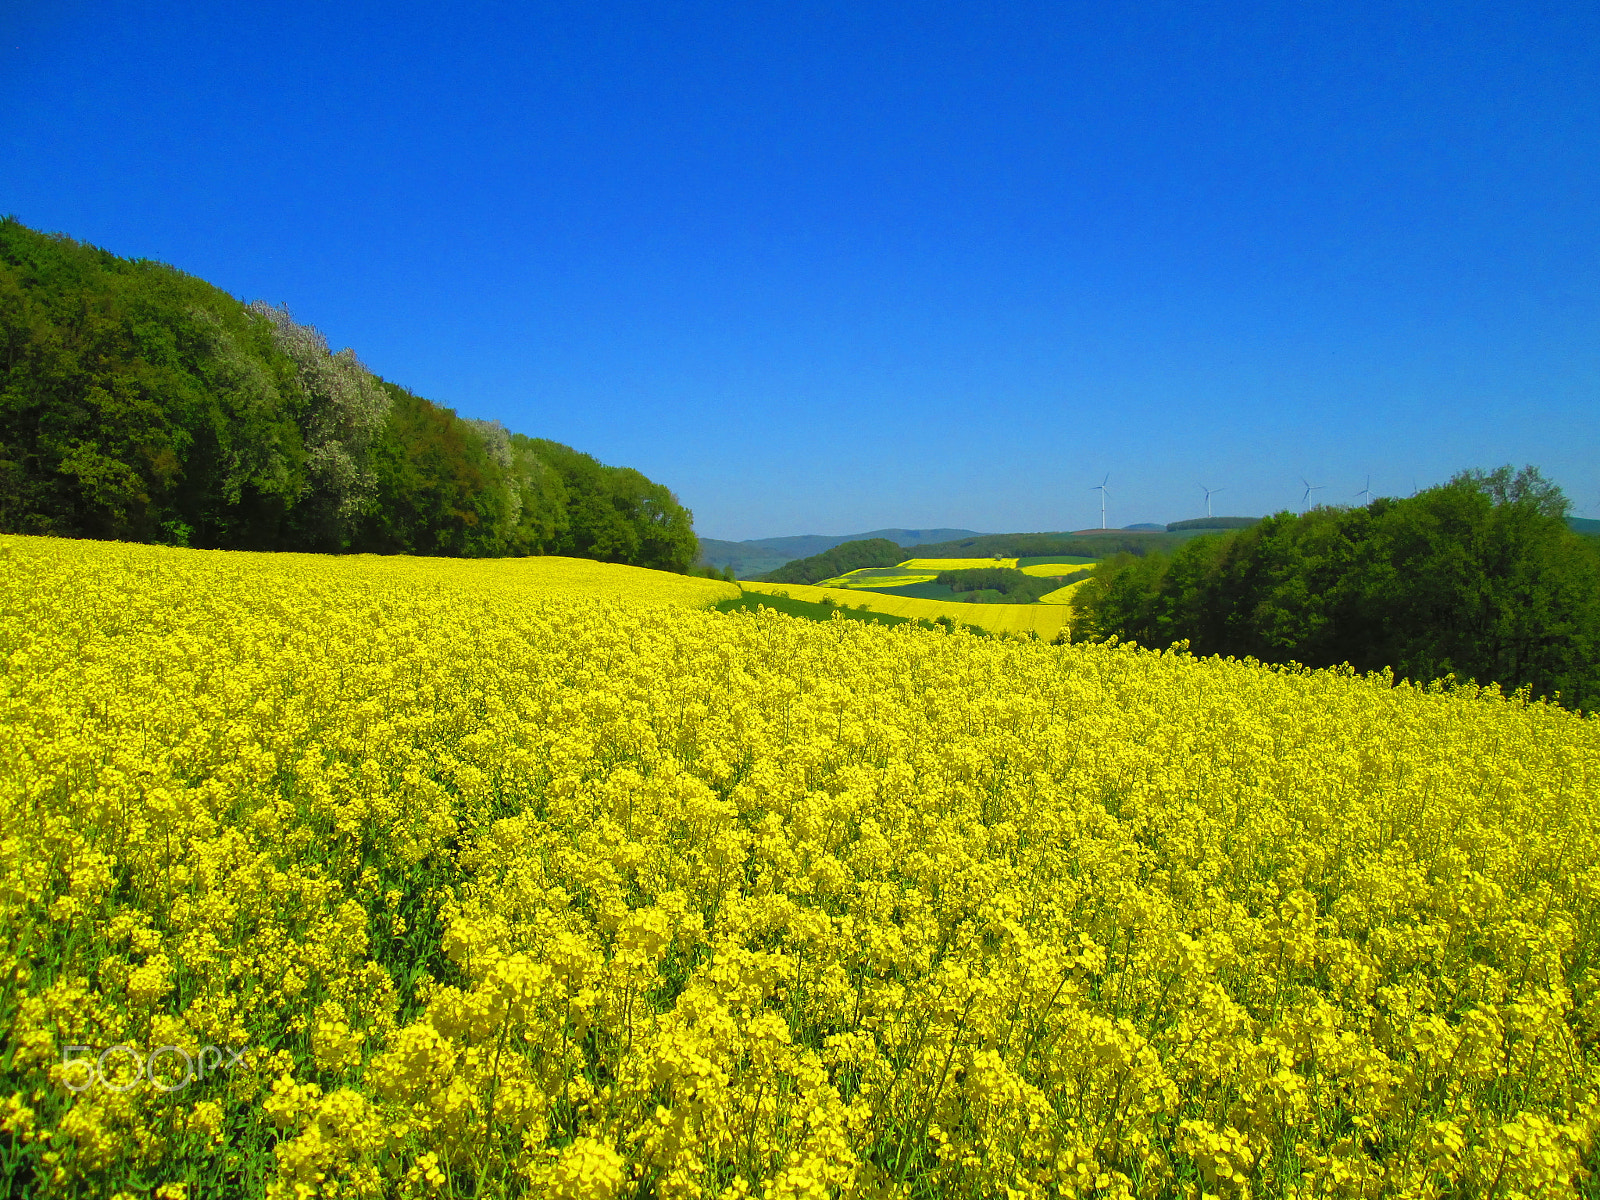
[713, 589, 989, 634]
[714, 589, 911, 628]
[934, 566, 1060, 603]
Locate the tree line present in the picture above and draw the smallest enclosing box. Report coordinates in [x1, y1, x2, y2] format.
[1074, 467, 1600, 711]
[911, 531, 1160, 560]
[759, 538, 907, 584]
[935, 566, 1061, 603]
[1164, 517, 1259, 532]
[0, 219, 697, 570]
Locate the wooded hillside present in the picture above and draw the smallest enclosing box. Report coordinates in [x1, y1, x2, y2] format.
[0, 219, 697, 570]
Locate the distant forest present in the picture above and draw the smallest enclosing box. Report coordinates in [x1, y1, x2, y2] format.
[759, 538, 907, 584]
[0, 219, 697, 570]
[1164, 516, 1260, 532]
[1076, 467, 1600, 712]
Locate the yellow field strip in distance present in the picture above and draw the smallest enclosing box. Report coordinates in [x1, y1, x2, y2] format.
[897, 557, 1019, 570]
[1037, 578, 1094, 605]
[1019, 563, 1096, 578]
[814, 571, 938, 588]
[738, 580, 1071, 638]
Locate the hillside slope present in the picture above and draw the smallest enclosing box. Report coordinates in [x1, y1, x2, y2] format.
[0, 219, 696, 569]
[7, 532, 1597, 1198]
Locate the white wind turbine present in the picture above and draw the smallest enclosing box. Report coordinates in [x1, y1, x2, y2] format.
[1300, 476, 1325, 514]
[1354, 475, 1374, 505]
[1090, 474, 1111, 529]
[1199, 484, 1224, 518]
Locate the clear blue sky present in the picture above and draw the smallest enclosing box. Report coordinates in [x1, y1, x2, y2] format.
[5, 1, 1597, 539]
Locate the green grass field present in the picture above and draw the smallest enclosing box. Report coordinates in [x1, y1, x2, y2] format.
[853, 580, 960, 600]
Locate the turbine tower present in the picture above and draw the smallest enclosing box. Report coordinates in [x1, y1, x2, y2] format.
[1090, 474, 1110, 530]
[1199, 484, 1224, 518]
[1355, 475, 1373, 505]
[1300, 477, 1324, 514]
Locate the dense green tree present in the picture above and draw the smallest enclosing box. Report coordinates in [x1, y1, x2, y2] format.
[1078, 467, 1600, 710]
[910, 531, 1152, 560]
[1349, 468, 1600, 707]
[528, 439, 697, 572]
[245, 303, 390, 549]
[0, 219, 312, 544]
[0, 218, 699, 571]
[933, 566, 1062, 603]
[504, 432, 572, 553]
[759, 538, 906, 584]
[1163, 517, 1261, 532]
[352, 383, 498, 556]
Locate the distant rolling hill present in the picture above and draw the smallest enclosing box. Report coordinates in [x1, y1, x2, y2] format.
[719, 513, 1596, 582]
[698, 528, 982, 579]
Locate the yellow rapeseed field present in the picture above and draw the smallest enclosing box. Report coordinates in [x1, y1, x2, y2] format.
[1037, 579, 1095, 606]
[281, 550, 742, 608]
[4, 534, 1599, 1199]
[898, 558, 1020, 571]
[1018, 565, 1092, 579]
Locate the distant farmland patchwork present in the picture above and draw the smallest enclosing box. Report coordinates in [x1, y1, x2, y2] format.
[738, 580, 1075, 638]
[739, 553, 1103, 637]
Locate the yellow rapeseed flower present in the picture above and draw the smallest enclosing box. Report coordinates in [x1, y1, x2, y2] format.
[2, 534, 1598, 1198]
